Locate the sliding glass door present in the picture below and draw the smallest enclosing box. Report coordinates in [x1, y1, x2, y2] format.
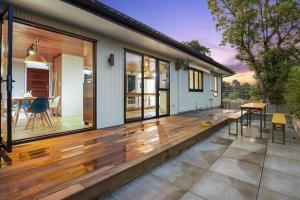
[158, 60, 169, 117]
[0, 6, 96, 147]
[125, 50, 169, 122]
[143, 56, 156, 119]
[125, 51, 143, 121]
[0, 5, 13, 152]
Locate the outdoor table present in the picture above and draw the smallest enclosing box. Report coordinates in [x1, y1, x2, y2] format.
[240, 103, 266, 138]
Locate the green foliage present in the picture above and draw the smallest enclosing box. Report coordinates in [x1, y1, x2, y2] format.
[227, 91, 240, 100]
[239, 83, 251, 100]
[263, 47, 299, 104]
[249, 85, 262, 102]
[222, 80, 261, 102]
[286, 66, 300, 118]
[182, 40, 211, 56]
[207, 0, 300, 102]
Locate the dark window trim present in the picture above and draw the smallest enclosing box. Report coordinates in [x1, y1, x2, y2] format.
[188, 68, 203, 92]
[5, 17, 97, 146]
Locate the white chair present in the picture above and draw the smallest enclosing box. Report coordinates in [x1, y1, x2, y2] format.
[49, 96, 60, 122]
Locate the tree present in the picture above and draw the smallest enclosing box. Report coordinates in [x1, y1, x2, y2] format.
[207, 0, 300, 102]
[286, 66, 300, 118]
[239, 83, 251, 100]
[182, 40, 211, 56]
[231, 79, 241, 90]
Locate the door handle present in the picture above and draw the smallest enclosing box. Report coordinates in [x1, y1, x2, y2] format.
[0, 76, 15, 92]
[0, 77, 15, 83]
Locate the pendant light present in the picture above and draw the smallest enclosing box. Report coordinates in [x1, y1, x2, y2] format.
[25, 39, 48, 69]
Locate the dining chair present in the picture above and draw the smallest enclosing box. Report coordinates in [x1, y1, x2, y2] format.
[25, 98, 52, 131]
[13, 100, 29, 119]
[49, 96, 60, 122]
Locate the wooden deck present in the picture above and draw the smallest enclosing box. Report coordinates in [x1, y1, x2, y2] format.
[0, 109, 236, 200]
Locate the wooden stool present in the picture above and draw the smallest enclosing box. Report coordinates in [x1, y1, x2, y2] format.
[272, 113, 286, 144]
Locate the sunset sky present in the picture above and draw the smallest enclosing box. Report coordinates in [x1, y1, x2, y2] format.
[101, 0, 256, 85]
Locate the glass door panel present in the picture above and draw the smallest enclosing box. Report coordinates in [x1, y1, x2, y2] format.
[159, 60, 169, 89]
[158, 60, 169, 117]
[0, 5, 13, 152]
[143, 56, 156, 119]
[159, 91, 168, 116]
[125, 51, 142, 121]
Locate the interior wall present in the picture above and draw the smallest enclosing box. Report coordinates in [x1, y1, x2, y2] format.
[61, 54, 84, 117]
[12, 60, 25, 97]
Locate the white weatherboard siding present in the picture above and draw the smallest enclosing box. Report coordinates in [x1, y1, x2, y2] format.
[61, 54, 84, 117]
[169, 60, 179, 115]
[96, 38, 124, 128]
[175, 69, 222, 113]
[13, 7, 223, 129]
[177, 70, 210, 112]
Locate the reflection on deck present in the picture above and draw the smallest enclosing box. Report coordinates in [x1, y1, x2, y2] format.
[0, 109, 237, 199]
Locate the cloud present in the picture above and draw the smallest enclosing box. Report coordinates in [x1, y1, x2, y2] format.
[224, 70, 256, 85]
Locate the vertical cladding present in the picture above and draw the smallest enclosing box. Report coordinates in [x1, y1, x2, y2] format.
[97, 39, 124, 128]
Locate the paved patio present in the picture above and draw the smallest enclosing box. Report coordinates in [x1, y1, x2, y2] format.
[102, 118, 300, 200]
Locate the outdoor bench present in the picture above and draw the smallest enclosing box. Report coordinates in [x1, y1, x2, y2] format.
[228, 110, 248, 136]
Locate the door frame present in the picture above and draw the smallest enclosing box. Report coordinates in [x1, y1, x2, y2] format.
[0, 5, 98, 147]
[0, 4, 14, 152]
[124, 48, 170, 123]
[26, 68, 50, 98]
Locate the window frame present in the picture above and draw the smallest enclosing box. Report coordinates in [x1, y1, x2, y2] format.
[188, 68, 203, 92]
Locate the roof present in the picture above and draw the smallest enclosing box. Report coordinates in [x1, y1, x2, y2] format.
[61, 0, 235, 75]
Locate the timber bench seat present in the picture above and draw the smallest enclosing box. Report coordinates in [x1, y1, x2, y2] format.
[227, 111, 248, 136]
[272, 113, 286, 144]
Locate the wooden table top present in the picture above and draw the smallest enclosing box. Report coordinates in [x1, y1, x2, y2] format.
[0, 109, 234, 200]
[240, 102, 266, 109]
[12, 96, 54, 100]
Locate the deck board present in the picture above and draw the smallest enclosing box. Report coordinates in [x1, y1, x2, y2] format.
[0, 109, 237, 200]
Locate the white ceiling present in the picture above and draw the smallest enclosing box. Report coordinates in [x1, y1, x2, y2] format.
[7, 0, 232, 76]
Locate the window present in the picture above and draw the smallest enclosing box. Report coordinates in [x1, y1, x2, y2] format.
[188, 68, 203, 92]
[213, 75, 218, 96]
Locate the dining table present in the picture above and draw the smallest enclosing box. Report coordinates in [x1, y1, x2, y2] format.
[240, 102, 267, 138]
[13, 96, 54, 131]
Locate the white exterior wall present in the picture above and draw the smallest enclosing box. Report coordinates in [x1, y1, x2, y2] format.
[14, 7, 223, 130]
[171, 69, 221, 113]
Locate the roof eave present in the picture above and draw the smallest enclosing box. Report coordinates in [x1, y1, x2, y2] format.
[60, 0, 234, 75]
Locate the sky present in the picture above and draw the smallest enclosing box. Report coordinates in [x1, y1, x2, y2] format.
[100, 0, 256, 85]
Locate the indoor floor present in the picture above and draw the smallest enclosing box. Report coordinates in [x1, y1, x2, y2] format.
[126, 108, 167, 120]
[12, 114, 92, 141]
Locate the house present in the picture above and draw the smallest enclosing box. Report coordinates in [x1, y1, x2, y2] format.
[0, 0, 234, 151]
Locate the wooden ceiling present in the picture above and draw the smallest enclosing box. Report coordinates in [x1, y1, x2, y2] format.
[10, 22, 93, 65]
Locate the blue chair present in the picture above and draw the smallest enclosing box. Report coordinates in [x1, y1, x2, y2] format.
[25, 98, 52, 130]
[13, 100, 29, 117]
